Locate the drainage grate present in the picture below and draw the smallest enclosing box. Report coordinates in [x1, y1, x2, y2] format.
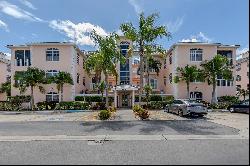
[87, 140, 110, 145]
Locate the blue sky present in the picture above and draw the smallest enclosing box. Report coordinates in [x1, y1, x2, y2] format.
[0, 0, 249, 58]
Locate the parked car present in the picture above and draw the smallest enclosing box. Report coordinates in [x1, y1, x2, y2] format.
[228, 100, 249, 114]
[165, 99, 207, 117]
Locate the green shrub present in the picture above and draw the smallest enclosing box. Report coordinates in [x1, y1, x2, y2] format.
[218, 95, 239, 104]
[150, 95, 163, 101]
[149, 101, 163, 109]
[108, 106, 116, 113]
[133, 105, 150, 120]
[163, 96, 174, 104]
[58, 101, 90, 110]
[36, 101, 58, 110]
[98, 110, 111, 120]
[207, 103, 230, 109]
[75, 96, 85, 101]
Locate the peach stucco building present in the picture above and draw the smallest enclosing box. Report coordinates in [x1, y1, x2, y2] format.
[236, 51, 249, 99]
[0, 52, 11, 101]
[7, 42, 87, 104]
[165, 42, 239, 102]
[7, 41, 240, 107]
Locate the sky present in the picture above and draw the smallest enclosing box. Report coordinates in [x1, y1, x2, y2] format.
[0, 0, 249, 59]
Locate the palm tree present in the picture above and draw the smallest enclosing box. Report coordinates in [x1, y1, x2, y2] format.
[120, 12, 171, 105]
[146, 57, 162, 85]
[84, 31, 124, 108]
[14, 67, 47, 110]
[0, 81, 11, 97]
[174, 65, 202, 99]
[13, 71, 28, 95]
[237, 88, 249, 101]
[52, 71, 73, 102]
[201, 55, 233, 104]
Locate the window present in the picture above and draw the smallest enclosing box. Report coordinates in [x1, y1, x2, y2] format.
[120, 41, 130, 56]
[164, 59, 167, 69]
[236, 85, 241, 91]
[120, 59, 130, 85]
[15, 50, 31, 66]
[217, 75, 233, 86]
[46, 92, 59, 102]
[217, 50, 233, 66]
[190, 48, 203, 61]
[46, 48, 59, 61]
[247, 72, 249, 78]
[248, 84, 249, 90]
[190, 92, 203, 100]
[164, 76, 167, 86]
[77, 73, 80, 84]
[83, 77, 85, 86]
[169, 73, 172, 84]
[169, 55, 172, 64]
[77, 54, 80, 65]
[236, 63, 241, 71]
[236, 75, 241, 82]
[46, 70, 59, 78]
[150, 79, 157, 89]
[133, 57, 140, 65]
[173, 100, 184, 104]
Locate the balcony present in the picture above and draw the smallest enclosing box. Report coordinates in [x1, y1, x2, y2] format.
[14, 59, 31, 67]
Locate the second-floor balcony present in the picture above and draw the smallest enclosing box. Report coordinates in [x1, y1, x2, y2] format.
[14, 59, 31, 67]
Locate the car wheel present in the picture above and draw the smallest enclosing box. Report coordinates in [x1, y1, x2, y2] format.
[229, 107, 234, 113]
[178, 110, 183, 117]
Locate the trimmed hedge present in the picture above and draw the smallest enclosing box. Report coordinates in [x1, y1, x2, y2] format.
[75, 96, 114, 102]
[59, 101, 90, 110]
[37, 101, 58, 110]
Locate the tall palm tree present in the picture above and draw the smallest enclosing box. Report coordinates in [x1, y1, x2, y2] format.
[52, 71, 73, 102]
[14, 67, 47, 110]
[84, 31, 124, 107]
[120, 12, 171, 105]
[174, 65, 202, 99]
[201, 55, 233, 104]
[146, 57, 162, 85]
[0, 81, 11, 97]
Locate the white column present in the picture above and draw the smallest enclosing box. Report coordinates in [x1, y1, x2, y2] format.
[114, 89, 117, 108]
[132, 90, 135, 107]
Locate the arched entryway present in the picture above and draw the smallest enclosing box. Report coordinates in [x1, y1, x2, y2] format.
[190, 91, 203, 101]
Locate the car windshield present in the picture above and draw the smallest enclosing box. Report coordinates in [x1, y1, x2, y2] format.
[184, 100, 199, 104]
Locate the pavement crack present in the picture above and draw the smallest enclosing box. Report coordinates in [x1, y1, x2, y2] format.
[162, 134, 168, 142]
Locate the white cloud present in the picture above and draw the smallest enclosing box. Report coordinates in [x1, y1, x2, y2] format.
[0, 1, 42, 22]
[166, 16, 184, 34]
[0, 19, 9, 32]
[236, 45, 249, 57]
[128, 0, 143, 15]
[49, 20, 108, 46]
[116, 29, 124, 36]
[4, 53, 11, 60]
[180, 32, 212, 43]
[19, 0, 37, 10]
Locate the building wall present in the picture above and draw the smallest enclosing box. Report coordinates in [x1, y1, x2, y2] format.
[236, 51, 249, 99]
[165, 43, 238, 102]
[10, 44, 86, 104]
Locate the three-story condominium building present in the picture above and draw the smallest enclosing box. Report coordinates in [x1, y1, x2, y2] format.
[7, 40, 240, 107]
[7, 42, 87, 104]
[0, 52, 11, 101]
[165, 42, 239, 102]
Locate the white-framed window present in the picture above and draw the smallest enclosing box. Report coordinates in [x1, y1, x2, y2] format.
[83, 77, 85, 86]
[46, 48, 59, 61]
[169, 55, 172, 64]
[77, 73, 80, 84]
[169, 73, 172, 84]
[236, 75, 241, 82]
[236, 85, 241, 91]
[217, 50, 233, 66]
[190, 48, 203, 62]
[190, 92, 203, 100]
[150, 79, 157, 89]
[46, 70, 59, 78]
[164, 59, 167, 69]
[236, 63, 241, 71]
[217, 75, 233, 87]
[15, 50, 31, 66]
[164, 76, 167, 86]
[77, 54, 80, 65]
[46, 92, 59, 102]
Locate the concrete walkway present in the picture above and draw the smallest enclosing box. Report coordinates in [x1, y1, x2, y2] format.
[114, 109, 137, 121]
